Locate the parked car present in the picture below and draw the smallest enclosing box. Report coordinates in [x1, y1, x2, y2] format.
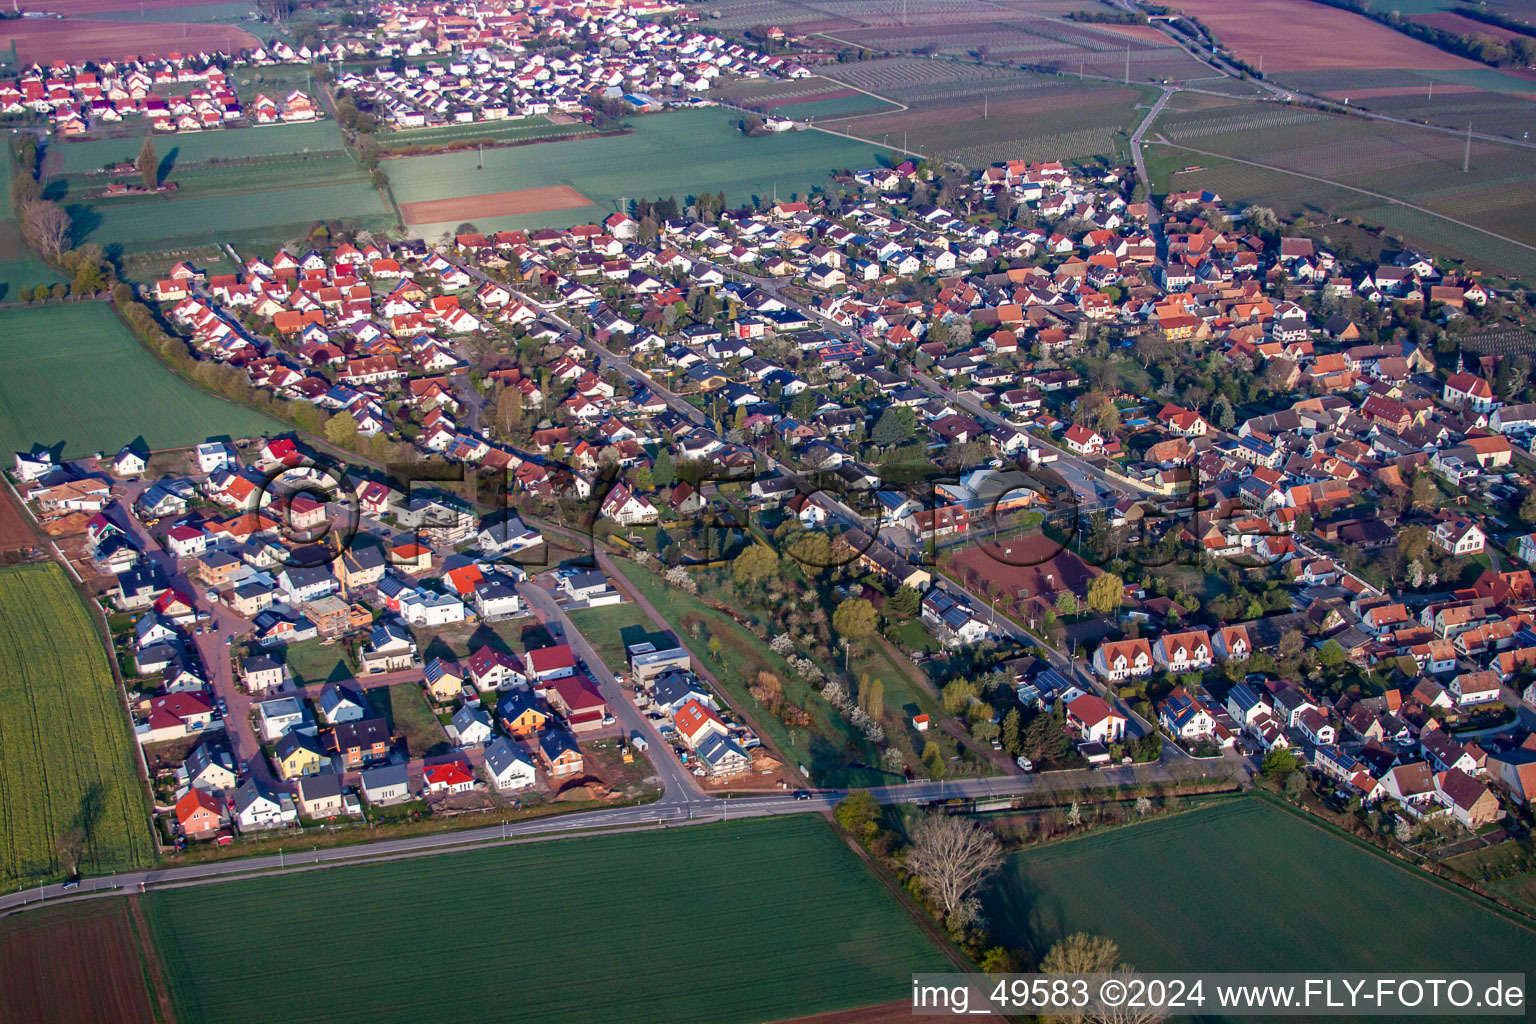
[1016, 756, 1034, 772]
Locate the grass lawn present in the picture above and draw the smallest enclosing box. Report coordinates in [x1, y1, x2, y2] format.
[368, 682, 450, 758]
[0, 303, 284, 459]
[0, 564, 155, 887]
[986, 797, 1536, 986]
[852, 636, 953, 770]
[143, 815, 948, 1024]
[410, 616, 544, 664]
[566, 600, 672, 673]
[275, 638, 353, 686]
[1446, 837, 1536, 913]
[386, 107, 888, 235]
[608, 558, 889, 787]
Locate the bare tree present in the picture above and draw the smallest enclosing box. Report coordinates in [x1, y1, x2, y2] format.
[1042, 932, 1121, 975]
[22, 200, 70, 258]
[905, 814, 1003, 923]
[1041, 935, 1169, 1024]
[1090, 973, 1169, 1024]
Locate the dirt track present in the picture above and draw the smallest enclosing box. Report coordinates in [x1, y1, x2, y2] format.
[400, 185, 594, 225]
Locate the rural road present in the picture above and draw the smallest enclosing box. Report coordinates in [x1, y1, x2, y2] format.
[0, 753, 1246, 916]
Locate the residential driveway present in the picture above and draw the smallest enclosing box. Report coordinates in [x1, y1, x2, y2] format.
[516, 577, 701, 807]
[114, 482, 273, 780]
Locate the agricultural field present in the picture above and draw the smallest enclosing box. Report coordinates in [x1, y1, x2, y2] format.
[387, 108, 887, 236]
[0, 899, 163, 1024]
[1147, 103, 1536, 282]
[0, 18, 257, 64]
[37, 116, 390, 256]
[1272, 65, 1536, 138]
[90, 0, 256, 25]
[712, 75, 902, 119]
[0, 564, 155, 889]
[378, 115, 598, 150]
[64, 179, 393, 255]
[818, 63, 1152, 167]
[985, 798, 1536, 981]
[1165, 0, 1483, 72]
[0, 156, 63, 302]
[143, 816, 949, 1024]
[48, 120, 347, 175]
[0, 303, 284, 458]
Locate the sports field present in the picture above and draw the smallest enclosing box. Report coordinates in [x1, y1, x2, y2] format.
[0, 303, 283, 458]
[0, 564, 155, 890]
[985, 798, 1536, 980]
[387, 108, 887, 235]
[143, 816, 949, 1024]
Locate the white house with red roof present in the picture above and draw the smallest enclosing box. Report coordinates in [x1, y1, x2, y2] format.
[137, 692, 219, 744]
[424, 760, 477, 794]
[1064, 693, 1126, 744]
[600, 482, 658, 526]
[673, 698, 731, 748]
[1443, 372, 1497, 413]
[1062, 424, 1103, 455]
[1091, 638, 1153, 681]
[526, 643, 577, 681]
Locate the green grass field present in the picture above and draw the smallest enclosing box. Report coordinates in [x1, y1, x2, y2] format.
[42, 120, 388, 254]
[92, 0, 256, 24]
[0, 564, 155, 888]
[986, 798, 1536, 983]
[566, 600, 671, 672]
[379, 116, 596, 149]
[64, 180, 393, 254]
[274, 638, 353, 686]
[0, 155, 63, 301]
[0, 303, 283, 457]
[50, 120, 347, 174]
[387, 108, 888, 235]
[368, 683, 449, 757]
[143, 815, 948, 1024]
